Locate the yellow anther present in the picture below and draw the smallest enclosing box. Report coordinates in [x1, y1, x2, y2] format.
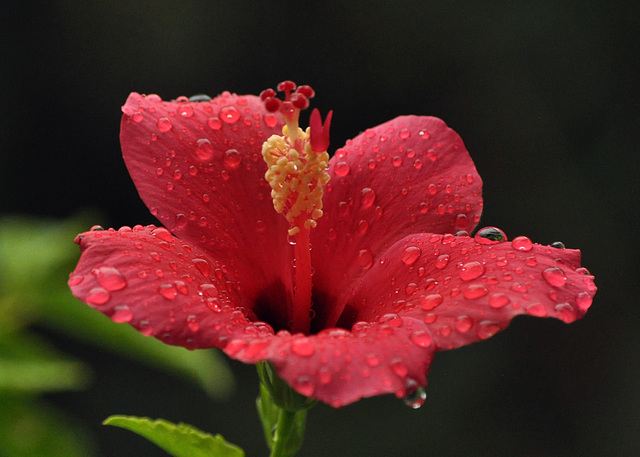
[262, 125, 330, 235]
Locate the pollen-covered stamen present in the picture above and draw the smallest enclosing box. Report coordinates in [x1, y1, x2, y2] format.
[261, 81, 330, 334]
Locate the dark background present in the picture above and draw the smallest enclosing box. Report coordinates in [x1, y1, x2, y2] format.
[2, 1, 638, 456]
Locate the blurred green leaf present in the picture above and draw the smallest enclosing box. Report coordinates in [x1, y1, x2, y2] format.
[0, 396, 96, 457]
[104, 415, 244, 457]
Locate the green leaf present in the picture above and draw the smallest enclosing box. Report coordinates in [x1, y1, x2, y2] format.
[104, 415, 244, 457]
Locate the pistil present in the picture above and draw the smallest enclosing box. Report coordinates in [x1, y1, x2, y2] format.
[261, 81, 332, 334]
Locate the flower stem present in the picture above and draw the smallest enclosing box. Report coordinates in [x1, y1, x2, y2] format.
[292, 227, 312, 334]
[269, 409, 298, 457]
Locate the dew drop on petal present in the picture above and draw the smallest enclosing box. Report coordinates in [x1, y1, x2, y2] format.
[435, 254, 450, 269]
[361, 187, 376, 208]
[459, 261, 484, 281]
[401, 246, 422, 266]
[223, 149, 241, 169]
[220, 105, 240, 123]
[399, 128, 411, 139]
[551, 241, 566, 249]
[263, 113, 279, 128]
[555, 302, 576, 323]
[543, 267, 567, 287]
[293, 377, 315, 397]
[526, 303, 547, 317]
[420, 293, 443, 311]
[112, 305, 133, 323]
[357, 249, 374, 270]
[207, 117, 222, 130]
[390, 359, 409, 377]
[477, 321, 501, 340]
[489, 292, 510, 308]
[463, 284, 489, 299]
[291, 339, 315, 357]
[151, 227, 173, 241]
[159, 283, 178, 300]
[68, 274, 84, 286]
[410, 331, 433, 348]
[178, 104, 194, 117]
[454, 315, 473, 333]
[576, 291, 593, 311]
[402, 379, 426, 409]
[86, 287, 110, 306]
[196, 138, 214, 160]
[193, 258, 212, 277]
[93, 266, 127, 291]
[157, 117, 172, 132]
[334, 161, 350, 177]
[512, 236, 533, 251]
[474, 227, 507, 244]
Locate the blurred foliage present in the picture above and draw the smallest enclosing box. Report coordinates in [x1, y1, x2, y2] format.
[0, 214, 235, 457]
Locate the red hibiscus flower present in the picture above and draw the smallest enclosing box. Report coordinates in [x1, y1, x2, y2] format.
[69, 82, 596, 408]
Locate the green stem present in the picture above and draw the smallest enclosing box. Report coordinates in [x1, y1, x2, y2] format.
[269, 409, 298, 457]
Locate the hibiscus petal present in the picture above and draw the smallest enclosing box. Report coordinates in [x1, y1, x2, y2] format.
[120, 92, 294, 311]
[340, 233, 595, 350]
[225, 320, 434, 407]
[68, 225, 277, 350]
[311, 116, 483, 328]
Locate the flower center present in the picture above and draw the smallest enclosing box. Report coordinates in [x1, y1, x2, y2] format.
[261, 81, 333, 334]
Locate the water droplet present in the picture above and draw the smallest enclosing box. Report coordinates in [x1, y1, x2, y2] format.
[435, 254, 450, 269]
[390, 359, 409, 377]
[459, 261, 484, 281]
[409, 331, 433, 348]
[189, 94, 211, 102]
[195, 138, 214, 160]
[93, 266, 127, 291]
[207, 117, 222, 130]
[477, 321, 500, 340]
[192, 258, 212, 277]
[86, 287, 110, 306]
[157, 117, 172, 132]
[361, 187, 376, 208]
[512, 236, 533, 251]
[159, 283, 178, 300]
[223, 149, 241, 169]
[392, 156, 403, 167]
[454, 315, 473, 333]
[90, 225, 105, 231]
[178, 104, 194, 117]
[402, 379, 426, 409]
[526, 303, 547, 317]
[401, 246, 422, 265]
[220, 105, 240, 123]
[463, 284, 489, 299]
[366, 354, 380, 367]
[555, 303, 576, 323]
[419, 293, 443, 310]
[263, 113, 279, 128]
[151, 227, 173, 241]
[551, 241, 566, 249]
[543, 267, 567, 287]
[576, 291, 593, 311]
[489, 292, 510, 308]
[293, 377, 315, 397]
[399, 128, 411, 139]
[474, 227, 507, 244]
[291, 339, 315, 357]
[357, 249, 374, 270]
[132, 111, 144, 122]
[112, 305, 133, 323]
[334, 161, 350, 177]
[68, 274, 84, 286]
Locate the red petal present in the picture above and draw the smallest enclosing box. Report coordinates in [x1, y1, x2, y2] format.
[120, 92, 294, 307]
[341, 233, 595, 350]
[69, 225, 276, 349]
[311, 116, 483, 328]
[225, 319, 434, 407]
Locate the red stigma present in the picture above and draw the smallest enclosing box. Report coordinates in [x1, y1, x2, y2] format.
[261, 81, 316, 119]
[309, 108, 333, 152]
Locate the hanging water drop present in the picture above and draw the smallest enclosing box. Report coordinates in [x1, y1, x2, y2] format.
[402, 379, 426, 409]
[474, 227, 507, 244]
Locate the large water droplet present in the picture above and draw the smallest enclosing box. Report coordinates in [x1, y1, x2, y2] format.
[157, 117, 172, 132]
[576, 291, 593, 311]
[112, 305, 133, 323]
[474, 227, 507, 244]
[291, 339, 315, 357]
[224, 149, 241, 169]
[207, 117, 222, 130]
[178, 104, 194, 117]
[263, 113, 279, 128]
[401, 246, 422, 266]
[543, 267, 567, 287]
[459, 261, 484, 280]
[477, 321, 500, 340]
[334, 161, 350, 177]
[402, 379, 426, 409]
[220, 105, 240, 123]
[86, 287, 111, 306]
[409, 331, 433, 348]
[435, 254, 450, 269]
[196, 138, 214, 160]
[293, 377, 315, 397]
[93, 266, 127, 291]
[159, 283, 178, 300]
[361, 187, 376, 208]
[463, 284, 489, 299]
[357, 249, 374, 270]
[419, 293, 443, 310]
[512, 236, 533, 251]
[390, 359, 409, 377]
[489, 292, 510, 308]
[454, 315, 473, 333]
